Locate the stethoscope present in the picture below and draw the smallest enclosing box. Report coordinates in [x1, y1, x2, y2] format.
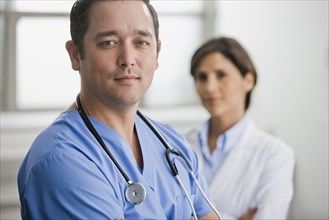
[76, 94, 221, 219]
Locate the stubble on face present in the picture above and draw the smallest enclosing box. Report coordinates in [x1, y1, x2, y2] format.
[79, 0, 159, 110]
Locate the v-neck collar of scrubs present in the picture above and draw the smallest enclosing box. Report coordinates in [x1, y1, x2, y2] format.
[134, 116, 157, 188]
[86, 114, 156, 183]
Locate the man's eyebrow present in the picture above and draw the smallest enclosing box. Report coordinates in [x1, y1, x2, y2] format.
[94, 30, 118, 40]
[94, 29, 153, 40]
[134, 29, 153, 38]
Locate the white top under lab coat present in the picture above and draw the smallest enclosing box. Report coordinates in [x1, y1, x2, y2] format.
[185, 118, 295, 220]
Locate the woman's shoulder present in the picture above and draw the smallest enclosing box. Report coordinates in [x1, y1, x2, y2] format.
[243, 120, 294, 157]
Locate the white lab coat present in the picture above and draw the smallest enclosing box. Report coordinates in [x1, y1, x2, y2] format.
[186, 119, 295, 220]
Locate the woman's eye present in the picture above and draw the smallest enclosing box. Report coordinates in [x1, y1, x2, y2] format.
[216, 71, 226, 79]
[195, 73, 207, 82]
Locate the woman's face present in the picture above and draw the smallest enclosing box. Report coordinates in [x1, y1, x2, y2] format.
[194, 52, 253, 119]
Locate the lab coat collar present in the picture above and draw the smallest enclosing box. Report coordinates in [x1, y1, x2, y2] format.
[197, 114, 250, 162]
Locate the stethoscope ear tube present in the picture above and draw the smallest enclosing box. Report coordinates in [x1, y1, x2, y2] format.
[175, 175, 198, 219]
[137, 111, 193, 176]
[140, 111, 221, 218]
[189, 171, 222, 219]
[137, 110, 173, 151]
[165, 148, 193, 176]
[175, 156, 222, 220]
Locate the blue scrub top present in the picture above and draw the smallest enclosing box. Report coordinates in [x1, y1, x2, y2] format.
[17, 110, 212, 219]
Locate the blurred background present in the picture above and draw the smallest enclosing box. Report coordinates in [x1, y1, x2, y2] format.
[0, 0, 328, 219]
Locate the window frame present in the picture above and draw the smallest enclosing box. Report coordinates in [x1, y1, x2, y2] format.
[0, 1, 216, 112]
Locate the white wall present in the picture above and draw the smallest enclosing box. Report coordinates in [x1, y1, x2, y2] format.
[213, 1, 328, 219]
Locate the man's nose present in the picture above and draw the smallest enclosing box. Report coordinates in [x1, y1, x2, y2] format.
[118, 44, 136, 67]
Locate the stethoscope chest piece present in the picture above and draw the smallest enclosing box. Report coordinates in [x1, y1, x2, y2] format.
[125, 182, 146, 205]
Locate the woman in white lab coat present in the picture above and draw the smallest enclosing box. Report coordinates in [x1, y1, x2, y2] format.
[185, 37, 295, 220]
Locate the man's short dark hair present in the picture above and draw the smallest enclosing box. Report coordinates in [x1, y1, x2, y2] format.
[70, 0, 160, 59]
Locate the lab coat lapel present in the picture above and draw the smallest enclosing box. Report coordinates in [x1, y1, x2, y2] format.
[209, 121, 258, 192]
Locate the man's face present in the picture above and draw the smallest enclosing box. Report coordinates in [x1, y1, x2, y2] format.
[78, 0, 160, 109]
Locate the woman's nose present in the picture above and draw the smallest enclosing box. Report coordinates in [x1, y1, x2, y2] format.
[204, 75, 218, 93]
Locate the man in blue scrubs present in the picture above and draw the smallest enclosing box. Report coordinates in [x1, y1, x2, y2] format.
[17, 0, 219, 219]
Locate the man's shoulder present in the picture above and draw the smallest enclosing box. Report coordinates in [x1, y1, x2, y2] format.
[23, 111, 84, 167]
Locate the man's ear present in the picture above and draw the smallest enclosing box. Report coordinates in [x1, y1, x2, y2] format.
[155, 40, 161, 69]
[65, 40, 80, 71]
[244, 72, 255, 92]
[156, 40, 161, 56]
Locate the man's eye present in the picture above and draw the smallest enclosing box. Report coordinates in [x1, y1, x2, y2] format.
[136, 40, 149, 47]
[99, 41, 116, 47]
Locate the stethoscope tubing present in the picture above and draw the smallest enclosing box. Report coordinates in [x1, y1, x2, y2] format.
[76, 94, 132, 184]
[173, 154, 221, 219]
[75, 94, 221, 219]
[137, 110, 193, 176]
[136, 110, 172, 151]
